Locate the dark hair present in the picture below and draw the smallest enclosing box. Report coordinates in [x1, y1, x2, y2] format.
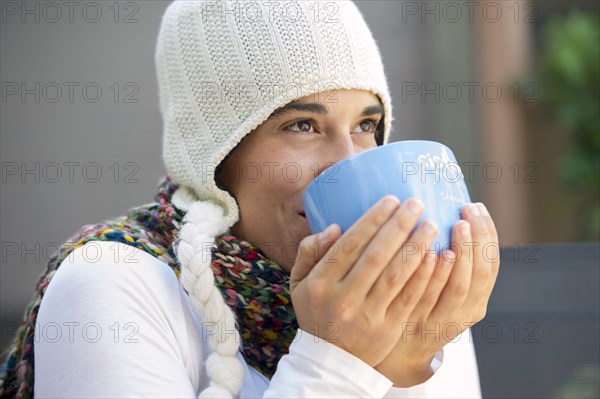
[375, 113, 385, 146]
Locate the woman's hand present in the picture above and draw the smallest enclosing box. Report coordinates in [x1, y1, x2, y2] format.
[290, 196, 439, 367]
[373, 202, 500, 387]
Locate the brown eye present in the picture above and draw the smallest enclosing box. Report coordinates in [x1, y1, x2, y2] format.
[355, 119, 377, 134]
[297, 121, 312, 132]
[284, 119, 316, 134]
[360, 121, 373, 132]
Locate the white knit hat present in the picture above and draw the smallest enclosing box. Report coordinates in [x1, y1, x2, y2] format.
[154, 1, 393, 397]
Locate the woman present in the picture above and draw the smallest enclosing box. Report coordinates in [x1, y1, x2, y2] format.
[0, 1, 498, 397]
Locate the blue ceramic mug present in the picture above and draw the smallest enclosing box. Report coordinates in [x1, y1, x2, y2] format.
[302, 140, 472, 253]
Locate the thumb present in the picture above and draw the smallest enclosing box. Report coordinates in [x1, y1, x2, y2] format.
[290, 224, 340, 291]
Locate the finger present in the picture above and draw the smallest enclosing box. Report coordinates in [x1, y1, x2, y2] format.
[290, 224, 341, 291]
[463, 203, 492, 270]
[478, 203, 501, 292]
[383, 245, 436, 330]
[460, 203, 492, 307]
[463, 203, 501, 320]
[311, 195, 400, 282]
[342, 198, 424, 293]
[366, 218, 438, 317]
[430, 219, 473, 321]
[410, 250, 456, 322]
[476, 202, 498, 244]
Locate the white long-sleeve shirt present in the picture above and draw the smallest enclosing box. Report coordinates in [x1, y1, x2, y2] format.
[34, 241, 482, 398]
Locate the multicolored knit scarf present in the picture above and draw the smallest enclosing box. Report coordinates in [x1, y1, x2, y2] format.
[0, 175, 298, 398]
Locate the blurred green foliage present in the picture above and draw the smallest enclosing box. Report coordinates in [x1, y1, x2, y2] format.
[554, 364, 600, 399]
[537, 10, 600, 240]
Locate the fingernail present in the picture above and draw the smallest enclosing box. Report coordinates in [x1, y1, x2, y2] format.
[407, 199, 423, 215]
[469, 203, 481, 217]
[478, 203, 489, 217]
[425, 251, 436, 263]
[460, 222, 471, 237]
[422, 221, 437, 234]
[319, 225, 333, 241]
[383, 196, 399, 211]
[444, 251, 456, 263]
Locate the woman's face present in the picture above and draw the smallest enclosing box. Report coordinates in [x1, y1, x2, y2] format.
[218, 89, 384, 272]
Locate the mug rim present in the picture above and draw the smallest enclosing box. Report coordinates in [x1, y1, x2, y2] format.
[306, 139, 452, 190]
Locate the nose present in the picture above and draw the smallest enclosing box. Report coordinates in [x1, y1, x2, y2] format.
[315, 133, 357, 176]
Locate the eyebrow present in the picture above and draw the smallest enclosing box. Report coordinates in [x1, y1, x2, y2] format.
[269, 101, 384, 119]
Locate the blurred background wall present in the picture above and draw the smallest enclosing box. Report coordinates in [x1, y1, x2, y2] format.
[1, 0, 599, 396]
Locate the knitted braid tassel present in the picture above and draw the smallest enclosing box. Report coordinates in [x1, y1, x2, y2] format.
[173, 187, 244, 398]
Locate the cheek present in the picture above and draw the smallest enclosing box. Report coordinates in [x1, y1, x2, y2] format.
[233, 146, 321, 219]
[235, 162, 299, 209]
[277, 157, 323, 196]
[255, 151, 318, 192]
[278, 162, 306, 186]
